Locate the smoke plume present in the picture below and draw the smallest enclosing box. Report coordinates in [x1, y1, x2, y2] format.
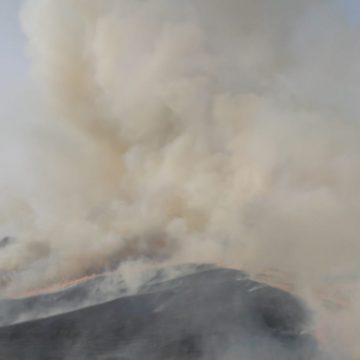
[1, 0, 360, 357]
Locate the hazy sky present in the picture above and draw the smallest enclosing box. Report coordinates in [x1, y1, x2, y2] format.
[342, 0, 360, 23]
[0, 0, 359, 93]
[0, 0, 28, 88]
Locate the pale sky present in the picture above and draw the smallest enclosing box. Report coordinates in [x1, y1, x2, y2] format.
[0, 0, 28, 86]
[0, 0, 359, 96]
[342, 0, 360, 23]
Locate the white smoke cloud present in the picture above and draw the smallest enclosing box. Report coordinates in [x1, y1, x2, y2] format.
[0, 0, 360, 356]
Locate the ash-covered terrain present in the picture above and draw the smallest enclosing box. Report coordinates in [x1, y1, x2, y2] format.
[0, 266, 317, 360]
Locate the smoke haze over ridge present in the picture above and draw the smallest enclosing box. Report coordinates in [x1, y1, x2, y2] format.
[1, 0, 360, 357]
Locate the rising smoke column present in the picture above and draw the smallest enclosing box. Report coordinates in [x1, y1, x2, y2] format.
[1, 1, 360, 355]
[14, 0, 360, 283]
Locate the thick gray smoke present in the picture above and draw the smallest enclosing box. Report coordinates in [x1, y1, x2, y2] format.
[0, 0, 360, 357]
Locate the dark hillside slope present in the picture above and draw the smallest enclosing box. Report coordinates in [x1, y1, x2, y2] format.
[0, 266, 316, 360]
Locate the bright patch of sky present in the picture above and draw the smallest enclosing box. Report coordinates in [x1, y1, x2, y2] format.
[339, 0, 360, 24]
[0, 0, 359, 91]
[0, 0, 28, 88]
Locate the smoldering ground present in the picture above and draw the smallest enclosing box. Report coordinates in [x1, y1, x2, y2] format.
[0, 0, 360, 358]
